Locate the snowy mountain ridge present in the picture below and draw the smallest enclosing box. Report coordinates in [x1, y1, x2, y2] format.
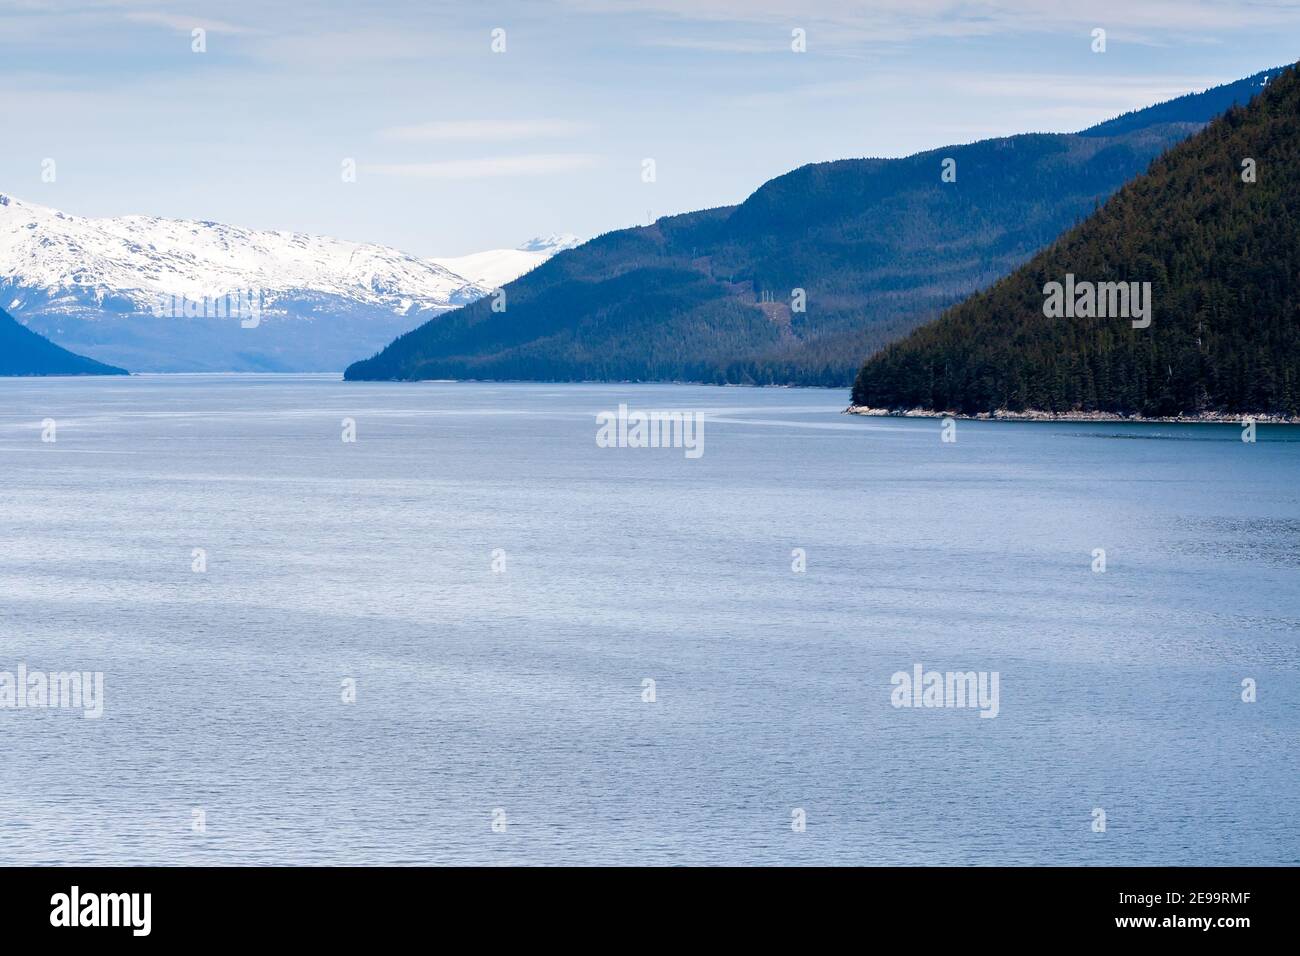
[0, 191, 576, 371]
[429, 233, 579, 292]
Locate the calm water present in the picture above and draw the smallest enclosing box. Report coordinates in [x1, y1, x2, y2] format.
[1, 374, 1296, 865]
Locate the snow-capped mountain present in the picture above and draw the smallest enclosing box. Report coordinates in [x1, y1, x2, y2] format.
[0, 192, 574, 372]
[429, 234, 580, 292]
[515, 234, 581, 254]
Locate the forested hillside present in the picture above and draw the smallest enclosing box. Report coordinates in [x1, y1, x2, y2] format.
[347, 70, 1283, 386]
[851, 65, 1300, 418]
[0, 307, 128, 376]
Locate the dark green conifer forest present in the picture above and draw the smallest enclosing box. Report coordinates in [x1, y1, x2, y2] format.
[348, 72, 1282, 386]
[852, 64, 1300, 418]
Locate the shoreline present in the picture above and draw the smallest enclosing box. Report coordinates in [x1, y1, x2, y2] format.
[844, 405, 1300, 425]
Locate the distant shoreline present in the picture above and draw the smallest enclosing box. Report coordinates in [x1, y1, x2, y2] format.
[844, 405, 1300, 425]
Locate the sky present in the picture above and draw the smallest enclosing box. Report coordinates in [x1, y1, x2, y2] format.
[1, 0, 1297, 256]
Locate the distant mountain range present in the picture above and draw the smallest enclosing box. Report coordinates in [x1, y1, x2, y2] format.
[0, 305, 126, 376]
[345, 68, 1284, 386]
[0, 191, 576, 372]
[850, 63, 1300, 420]
[429, 234, 580, 292]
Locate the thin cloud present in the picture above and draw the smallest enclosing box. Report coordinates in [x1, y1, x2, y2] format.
[961, 72, 1230, 106]
[729, 69, 1238, 114]
[124, 11, 256, 34]
[641, 36, 778, 53]
[562, 0, 1300, 44]
[366, 153, 602, 179]
[380, 119, 593, 142]
[245, 28, 451, 64]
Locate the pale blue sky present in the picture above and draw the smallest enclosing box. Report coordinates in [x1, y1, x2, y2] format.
[2, 0, 1297, 255]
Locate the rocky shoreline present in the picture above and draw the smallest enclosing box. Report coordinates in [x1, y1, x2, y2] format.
[844, 405, 1300, 425]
